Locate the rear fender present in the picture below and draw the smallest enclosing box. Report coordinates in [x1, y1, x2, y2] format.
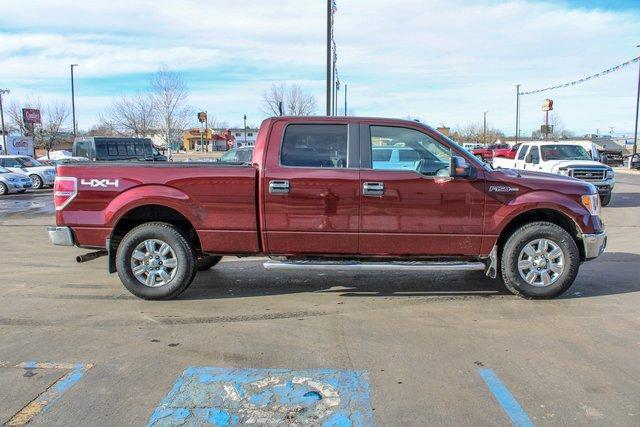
[105, 184, 205, 230]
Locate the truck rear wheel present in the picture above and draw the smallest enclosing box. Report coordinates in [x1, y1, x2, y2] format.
[116, 222, 196, 300]
[197, 255, 223, 271]
[500, 221, 580, 299]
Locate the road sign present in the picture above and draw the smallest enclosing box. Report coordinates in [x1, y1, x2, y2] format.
[197, 112, 207, 123]
[542, 99, 554, 112]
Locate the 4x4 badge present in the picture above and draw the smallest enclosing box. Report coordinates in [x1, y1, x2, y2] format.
[80, 179, 119, 188]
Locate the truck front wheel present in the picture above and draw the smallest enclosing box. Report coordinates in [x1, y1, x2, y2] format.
[500, 221, 580, 299]
[116, 222, 197, 300]
[600, 194, 611, 206]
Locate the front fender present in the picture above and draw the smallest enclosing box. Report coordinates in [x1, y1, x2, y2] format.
[488, 190, 596, 236]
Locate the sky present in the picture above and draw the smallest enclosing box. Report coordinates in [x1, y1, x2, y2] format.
[1, 0, 639, 136]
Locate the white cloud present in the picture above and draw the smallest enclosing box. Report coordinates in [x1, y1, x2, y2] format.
[0, 0, 639, 134]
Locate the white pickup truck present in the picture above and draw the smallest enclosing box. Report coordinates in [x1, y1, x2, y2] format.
[492, 142, 615, 206]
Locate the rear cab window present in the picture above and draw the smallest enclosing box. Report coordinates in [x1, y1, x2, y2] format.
[281, 124, 348, 168]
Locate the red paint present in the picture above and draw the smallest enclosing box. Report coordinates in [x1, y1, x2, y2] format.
[55, 117, 602, 260]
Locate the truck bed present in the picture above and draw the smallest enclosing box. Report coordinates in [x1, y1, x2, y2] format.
[56, 162, 260, 254]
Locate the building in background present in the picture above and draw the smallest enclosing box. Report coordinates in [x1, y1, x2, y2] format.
[182, 127, 259, 151]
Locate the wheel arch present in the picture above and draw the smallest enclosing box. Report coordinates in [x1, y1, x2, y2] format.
[496, 208, 585, 261]
[108, 204, 203, 273]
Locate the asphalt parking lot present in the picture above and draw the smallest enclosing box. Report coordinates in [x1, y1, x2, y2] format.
[1, 172, 640, 426]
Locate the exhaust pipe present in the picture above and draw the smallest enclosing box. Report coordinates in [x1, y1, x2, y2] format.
[76, 250, 108, 263]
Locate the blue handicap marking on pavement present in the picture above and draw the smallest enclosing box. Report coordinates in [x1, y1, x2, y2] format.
[147, 367, 373, 426]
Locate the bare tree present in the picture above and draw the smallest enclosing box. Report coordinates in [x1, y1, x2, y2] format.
[451, 122, 504, 145]
[6, 98, 41, 135]
[36, 100, 71, 158]
[261, 83, 317, 116]
[100, 93, 157, 137]
[151, 65, 191, 150]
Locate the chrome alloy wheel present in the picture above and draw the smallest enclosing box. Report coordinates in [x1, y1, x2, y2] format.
[517, 238, 565, 287]
[130, 239, 178, 287]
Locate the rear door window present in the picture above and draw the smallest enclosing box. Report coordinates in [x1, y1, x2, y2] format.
[530, 146, 540, 164]
[281, 124, 348, 168]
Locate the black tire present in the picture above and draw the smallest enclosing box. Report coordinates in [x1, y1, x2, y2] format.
[600, 194, 611, 207]
[500, 221, 580, 299]
[197, 255, 223, 271]
[116, 222, 196, 300]
[0, 183, 7, 195]
[30, 174, 43, 190]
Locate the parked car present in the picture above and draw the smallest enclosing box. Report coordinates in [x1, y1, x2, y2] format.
[218, 147, 254, 164]
[73, 137, 167, 162]
[372, 146, 448, 174]
[48, 116, 606, 300]
[492, 142, 615, 205]
[0, 166, 32, 195]
[40, 157, 90, 167]
[492, 144, 519, 159]
[472, 144, 512, 161]
[0, 155, 56, 189]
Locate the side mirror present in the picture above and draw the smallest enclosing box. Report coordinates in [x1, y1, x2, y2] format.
[525, 153, 532, 163]
[449, 156, 473, 179]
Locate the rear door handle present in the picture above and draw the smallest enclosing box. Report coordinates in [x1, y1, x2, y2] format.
[269, 180, 290, 194]
[363, 181, 385, 196]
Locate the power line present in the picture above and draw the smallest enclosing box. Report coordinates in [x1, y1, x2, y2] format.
[520, 56, 640, 96]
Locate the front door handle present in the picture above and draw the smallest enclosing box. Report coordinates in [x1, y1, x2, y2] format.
[363, 181, 385, 196]
[269, 180, 290, 194]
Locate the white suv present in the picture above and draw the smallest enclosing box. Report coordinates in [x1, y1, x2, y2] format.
[0, 155, 56, 189]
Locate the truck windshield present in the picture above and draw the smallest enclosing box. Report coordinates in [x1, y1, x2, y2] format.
[540, 145, 591, 161]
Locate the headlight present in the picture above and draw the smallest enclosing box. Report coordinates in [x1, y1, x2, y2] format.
[605, 169, 614, 179]
[557, 168, 570, 176]
[581, 194, 601, 216]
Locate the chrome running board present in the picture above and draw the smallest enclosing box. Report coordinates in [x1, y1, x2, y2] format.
[263, 260, 485, 272]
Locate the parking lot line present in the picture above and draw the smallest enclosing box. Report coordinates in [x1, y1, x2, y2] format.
[478, 368, 533, 427]
[4, 361, 93, 426]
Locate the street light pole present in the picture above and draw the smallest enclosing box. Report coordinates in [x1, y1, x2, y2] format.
[515, 84, 520, 144]
[344, 84, 347, 116]
[0, 89, 9, 154]
[70, 64, 78, 137]
[326, 0, 332, 116]
[243, 114, 247, 145]
[483, 111, 488, 146]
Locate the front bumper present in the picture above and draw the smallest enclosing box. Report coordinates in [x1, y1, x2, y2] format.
[6, 180, 32, 191]
[582, 231, 607, 260]
[593, 179, 614, 195]
[47, 226, 74, 246]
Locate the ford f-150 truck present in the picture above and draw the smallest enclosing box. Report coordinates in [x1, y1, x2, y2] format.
[48, 117, 606, 300]
[492, 141, 615, 206]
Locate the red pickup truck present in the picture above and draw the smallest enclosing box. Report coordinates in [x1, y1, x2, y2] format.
[48, 117, 606, 300]
[472, 144, 518, 161]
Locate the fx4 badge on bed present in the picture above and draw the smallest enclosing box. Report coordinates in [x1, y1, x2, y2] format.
[80, 179, 119, 188]
[488, 185, 519, 193]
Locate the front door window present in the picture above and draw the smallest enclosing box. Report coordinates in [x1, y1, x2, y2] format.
[370, 126, 451, 176]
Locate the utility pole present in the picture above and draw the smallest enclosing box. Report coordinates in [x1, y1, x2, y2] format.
[70, 64, 79, 136]
[243, 114, 247, 145]
[515, 84, 520, 144]
[483, 111, 488, 145]
[632, 45, 640, 161]
[0, 89, 9, 154]
[344, 84, 347, 116]
[326, 0, 332, 116]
